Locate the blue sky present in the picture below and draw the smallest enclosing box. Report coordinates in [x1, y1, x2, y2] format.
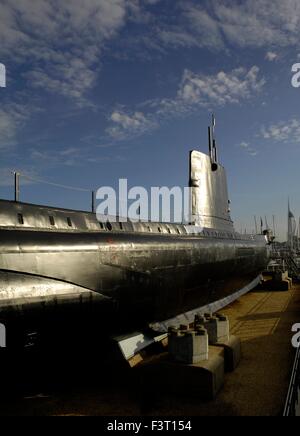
[1, 0, 300, 240]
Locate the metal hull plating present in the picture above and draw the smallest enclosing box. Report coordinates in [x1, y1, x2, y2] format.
[0, 224, 269, 330]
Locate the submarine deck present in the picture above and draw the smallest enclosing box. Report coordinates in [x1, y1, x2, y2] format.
[0, 283, 299, 416]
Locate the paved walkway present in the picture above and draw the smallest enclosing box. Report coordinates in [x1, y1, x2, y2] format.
[197, 285, 300, 416]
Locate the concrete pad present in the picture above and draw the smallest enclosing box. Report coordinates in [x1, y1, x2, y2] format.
[136, 346, 224, 401]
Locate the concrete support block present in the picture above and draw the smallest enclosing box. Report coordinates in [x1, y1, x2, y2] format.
[214, 335, 241, 372]
[203, 314, 230, 344]
[282, 280, 290, 291]
[274, 271, 289, 282]
[275, 278, 292, 291]
[168, 327, 208, 364]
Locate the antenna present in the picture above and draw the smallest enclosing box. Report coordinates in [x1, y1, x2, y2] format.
[13, 172, 20, 202]
[265, 216, 269, 229]
[298, 217, 300, 252]
[272, 215, 276, 238]
[254, 216, 258, 234]
[209, 114, 218, 171]
[208, 126, 213, 162]
[92, 191, 96, 214]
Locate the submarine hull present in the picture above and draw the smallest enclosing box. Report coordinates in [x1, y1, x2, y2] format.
[0, 227, 268, 336]
[0, 146, 270, 346]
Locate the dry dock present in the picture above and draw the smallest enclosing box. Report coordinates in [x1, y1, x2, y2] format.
[0, 283, 300, 416]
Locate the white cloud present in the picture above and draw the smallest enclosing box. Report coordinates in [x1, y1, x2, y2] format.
[148, 66, 265, 120]
[240, 142, 249, 148]
[158, 28, 199, 49]
[196, 1, 300, 49]
[24, 58, 98, 107]
[248, 150, 258, 156]
[265, 51, 278, 61]
[0, 0, 130, 104]
[261, 119, 300, 142]
[0, 103, 30, 149]
[107, 66, 264, 141]
[149, 1, 300, 53]
[0, 0, 127, 48]
[177, 66, 265, 107]
[144, 0, 161, 4]
[0, 111, 18, 147]
[183, 6, 224, 50]
[238, 141, 258, 156]
[151, 7, 224, 52]
[107, 110, 158, 140]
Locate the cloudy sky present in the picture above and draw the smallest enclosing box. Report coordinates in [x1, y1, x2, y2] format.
[1, 0, 300, 240]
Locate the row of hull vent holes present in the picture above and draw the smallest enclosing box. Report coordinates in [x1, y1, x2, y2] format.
[99, 221, 182, 234]
[15, 214, 235, 238]
[99, 225, 235, 238]
[17, 213, 73, 228]
[16, 213, 181, 234]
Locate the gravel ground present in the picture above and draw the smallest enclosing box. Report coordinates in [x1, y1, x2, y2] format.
[0, 283, 299, 416]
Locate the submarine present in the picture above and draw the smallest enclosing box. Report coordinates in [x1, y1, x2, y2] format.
[0, 119, 270, 350]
